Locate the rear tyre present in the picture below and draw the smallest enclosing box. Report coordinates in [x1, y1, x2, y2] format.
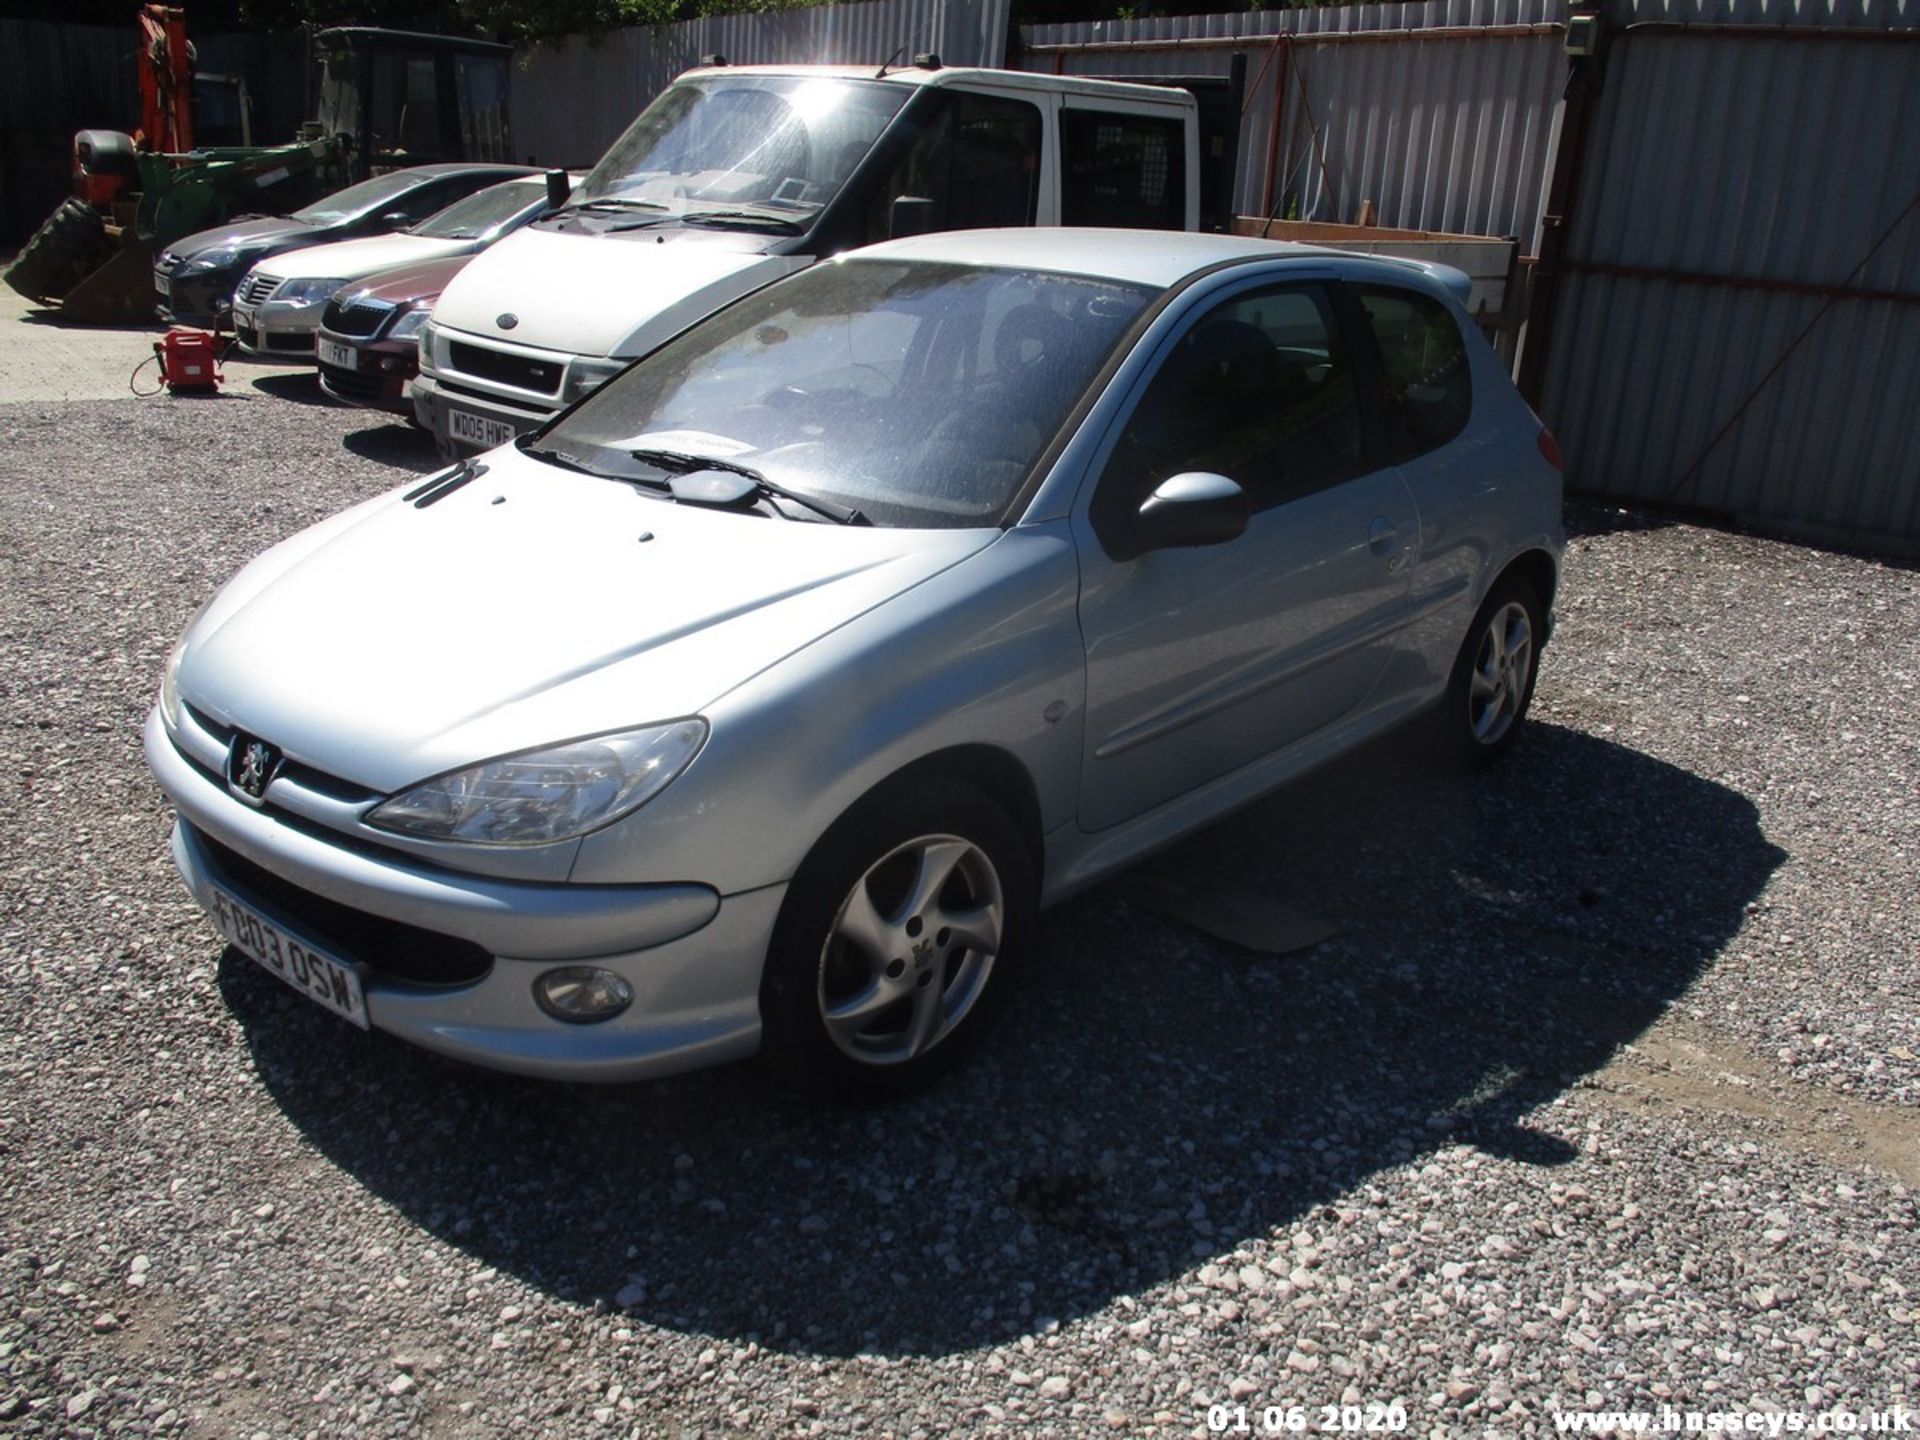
[759, 775, 1035, 1099]
[1435, 574, 1544, 767]
[3, 198, 110, 302]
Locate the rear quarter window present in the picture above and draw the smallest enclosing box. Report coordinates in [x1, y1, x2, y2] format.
[1061, 109, 1185, 230]
[1354, 285, 1471, 462]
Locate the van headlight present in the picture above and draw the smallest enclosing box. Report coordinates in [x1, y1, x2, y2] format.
[367, 720, 707, 846]
[562, 356, 628, 404]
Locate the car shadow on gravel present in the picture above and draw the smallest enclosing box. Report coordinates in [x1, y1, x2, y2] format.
[341, 421, 443, 472]
[247, 371, 330, 405]
[219, 722, 1784, 1359]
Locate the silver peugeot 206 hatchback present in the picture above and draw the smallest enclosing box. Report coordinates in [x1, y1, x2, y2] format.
[145, 228, 1565, 1096]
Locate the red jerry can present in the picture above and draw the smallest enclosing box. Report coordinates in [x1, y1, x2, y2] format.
[155, 328, 222, 394]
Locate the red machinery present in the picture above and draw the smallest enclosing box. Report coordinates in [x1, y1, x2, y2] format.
[139, 5, 195, 155]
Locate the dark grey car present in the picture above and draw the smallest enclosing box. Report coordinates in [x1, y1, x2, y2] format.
[153, 163, 535, 326]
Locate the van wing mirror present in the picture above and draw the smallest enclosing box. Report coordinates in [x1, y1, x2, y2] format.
[889, 195, 935, 240]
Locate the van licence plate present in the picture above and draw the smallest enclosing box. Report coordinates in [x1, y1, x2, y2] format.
[447, 408, 518, 449]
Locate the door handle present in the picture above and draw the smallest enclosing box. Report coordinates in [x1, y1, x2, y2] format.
[1367, 517, 1400, 556]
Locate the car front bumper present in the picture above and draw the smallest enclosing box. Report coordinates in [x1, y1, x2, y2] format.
[157, 265, 240, 326]
[317, 331, 416, 414]
[230, 297, 325, 357]
[143, 707, 773, 1082]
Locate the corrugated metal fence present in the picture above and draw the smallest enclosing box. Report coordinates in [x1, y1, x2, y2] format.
[508, 0, 1012, 169]
[1540, 0, 1920, 548]
[1017, 0, 1568, 247]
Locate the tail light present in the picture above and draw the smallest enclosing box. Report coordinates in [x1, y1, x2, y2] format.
[1537, 427, 1563, 471]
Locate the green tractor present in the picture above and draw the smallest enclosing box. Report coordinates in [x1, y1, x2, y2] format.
[5, 12, 513, 323]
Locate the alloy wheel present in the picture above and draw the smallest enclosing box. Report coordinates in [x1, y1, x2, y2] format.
[815, 834, 1004, 1066]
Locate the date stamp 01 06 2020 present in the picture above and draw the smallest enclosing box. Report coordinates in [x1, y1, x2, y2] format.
[1206, 1402, 1412, 1434]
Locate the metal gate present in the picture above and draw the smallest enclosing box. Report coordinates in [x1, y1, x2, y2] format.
[1538, 21, 1920, 550]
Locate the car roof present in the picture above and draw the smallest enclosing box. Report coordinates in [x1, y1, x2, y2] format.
[845, 229, 1346, 290]
[680, 64, 1195, 109]
[391, 163, 541, 179]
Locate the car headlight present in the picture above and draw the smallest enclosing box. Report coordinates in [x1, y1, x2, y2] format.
[273, 277, 346, 305]
[562, 356, 628, 404]
[366, 720, 707, 846]
[387, 307, 430, 341]
[179, 252, 239, 275]
[160, 640, 187, 731]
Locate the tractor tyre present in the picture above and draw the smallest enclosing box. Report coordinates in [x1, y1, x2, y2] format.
[4, 198, 112, 303]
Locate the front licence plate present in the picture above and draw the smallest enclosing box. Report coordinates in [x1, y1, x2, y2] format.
[447, 407, 519, 449]
[208, 884, 369, 1029]
[153, 270, 169, 297]
[318, 338, 356, 369]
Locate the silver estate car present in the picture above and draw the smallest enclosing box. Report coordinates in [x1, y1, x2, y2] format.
[145, 229, 1564, 1095]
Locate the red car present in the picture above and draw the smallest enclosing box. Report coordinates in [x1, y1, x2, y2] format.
[315, 257, 469, 416]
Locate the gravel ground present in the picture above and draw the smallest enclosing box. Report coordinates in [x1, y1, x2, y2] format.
[1, 372, 1916, 1438]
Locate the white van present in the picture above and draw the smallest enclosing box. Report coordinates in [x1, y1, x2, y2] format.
[412, 61, 1204, 454]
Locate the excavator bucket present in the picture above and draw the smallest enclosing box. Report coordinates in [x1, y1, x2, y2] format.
[58, 236, 163, 325]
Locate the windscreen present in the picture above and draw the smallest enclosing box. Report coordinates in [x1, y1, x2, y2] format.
[411, 180, 543, 239]
[575, 75, 909, 227]
[538, 258, 1157, 528]
[293, 171, 425, 225]
[311, 45, 359, 143]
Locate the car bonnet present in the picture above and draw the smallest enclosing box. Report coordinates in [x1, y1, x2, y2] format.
[174, 447, 996, 795]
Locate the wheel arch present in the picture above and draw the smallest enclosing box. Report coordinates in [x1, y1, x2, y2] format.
[1494, 546, 1560, 614]
[829, 743, 1045, 881]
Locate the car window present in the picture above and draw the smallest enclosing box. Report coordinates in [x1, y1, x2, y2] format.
[1354, 285, 1472, 461]
[1061, 109, 1184, 230]
[538, 258, 1155, 528]
[292, 171, 426, 225]
[391, 176, 483, 224]
[866, 90, 1043, 242]
[1096, 283, 1363, 538]
[411, 180, 543, 239]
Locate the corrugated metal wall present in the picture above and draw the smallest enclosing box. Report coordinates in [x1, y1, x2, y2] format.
[0, 20, 305, 245]
[508, 0, 1012, 169]
[1017, 0, 1568, 245]
[1542, 5, 1920, 548]
[0, 20, 134, 244]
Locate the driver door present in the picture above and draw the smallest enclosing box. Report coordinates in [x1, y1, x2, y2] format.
[1072, 279, 1418, 832]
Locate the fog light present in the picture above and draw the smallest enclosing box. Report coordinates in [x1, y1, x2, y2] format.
[534, 966, 633, 1023]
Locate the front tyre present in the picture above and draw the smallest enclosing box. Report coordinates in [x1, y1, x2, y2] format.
[1438, 575, 1545, 766]
[760, 776, 1034, 1098]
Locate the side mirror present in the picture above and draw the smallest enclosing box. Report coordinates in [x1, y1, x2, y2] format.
[889, 195, 935, 240]
[1134, 472, 1248, 551]
[379, 210, 412, 229]
[545, 168, 570, 211]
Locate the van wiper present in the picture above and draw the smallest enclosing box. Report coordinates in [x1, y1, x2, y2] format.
[628, 448, 866, 525]
[679, 209, 805, 234]
[519, 434, 639, 481]
[572, 197, 669, 213]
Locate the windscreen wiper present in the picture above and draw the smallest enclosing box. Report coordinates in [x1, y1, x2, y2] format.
[572, 197, 670, 213]
[679, 210, 805, 234]
[561, 198, 676, 233]
[518, 435, 642, 483]
[628, 448, 866, 525]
